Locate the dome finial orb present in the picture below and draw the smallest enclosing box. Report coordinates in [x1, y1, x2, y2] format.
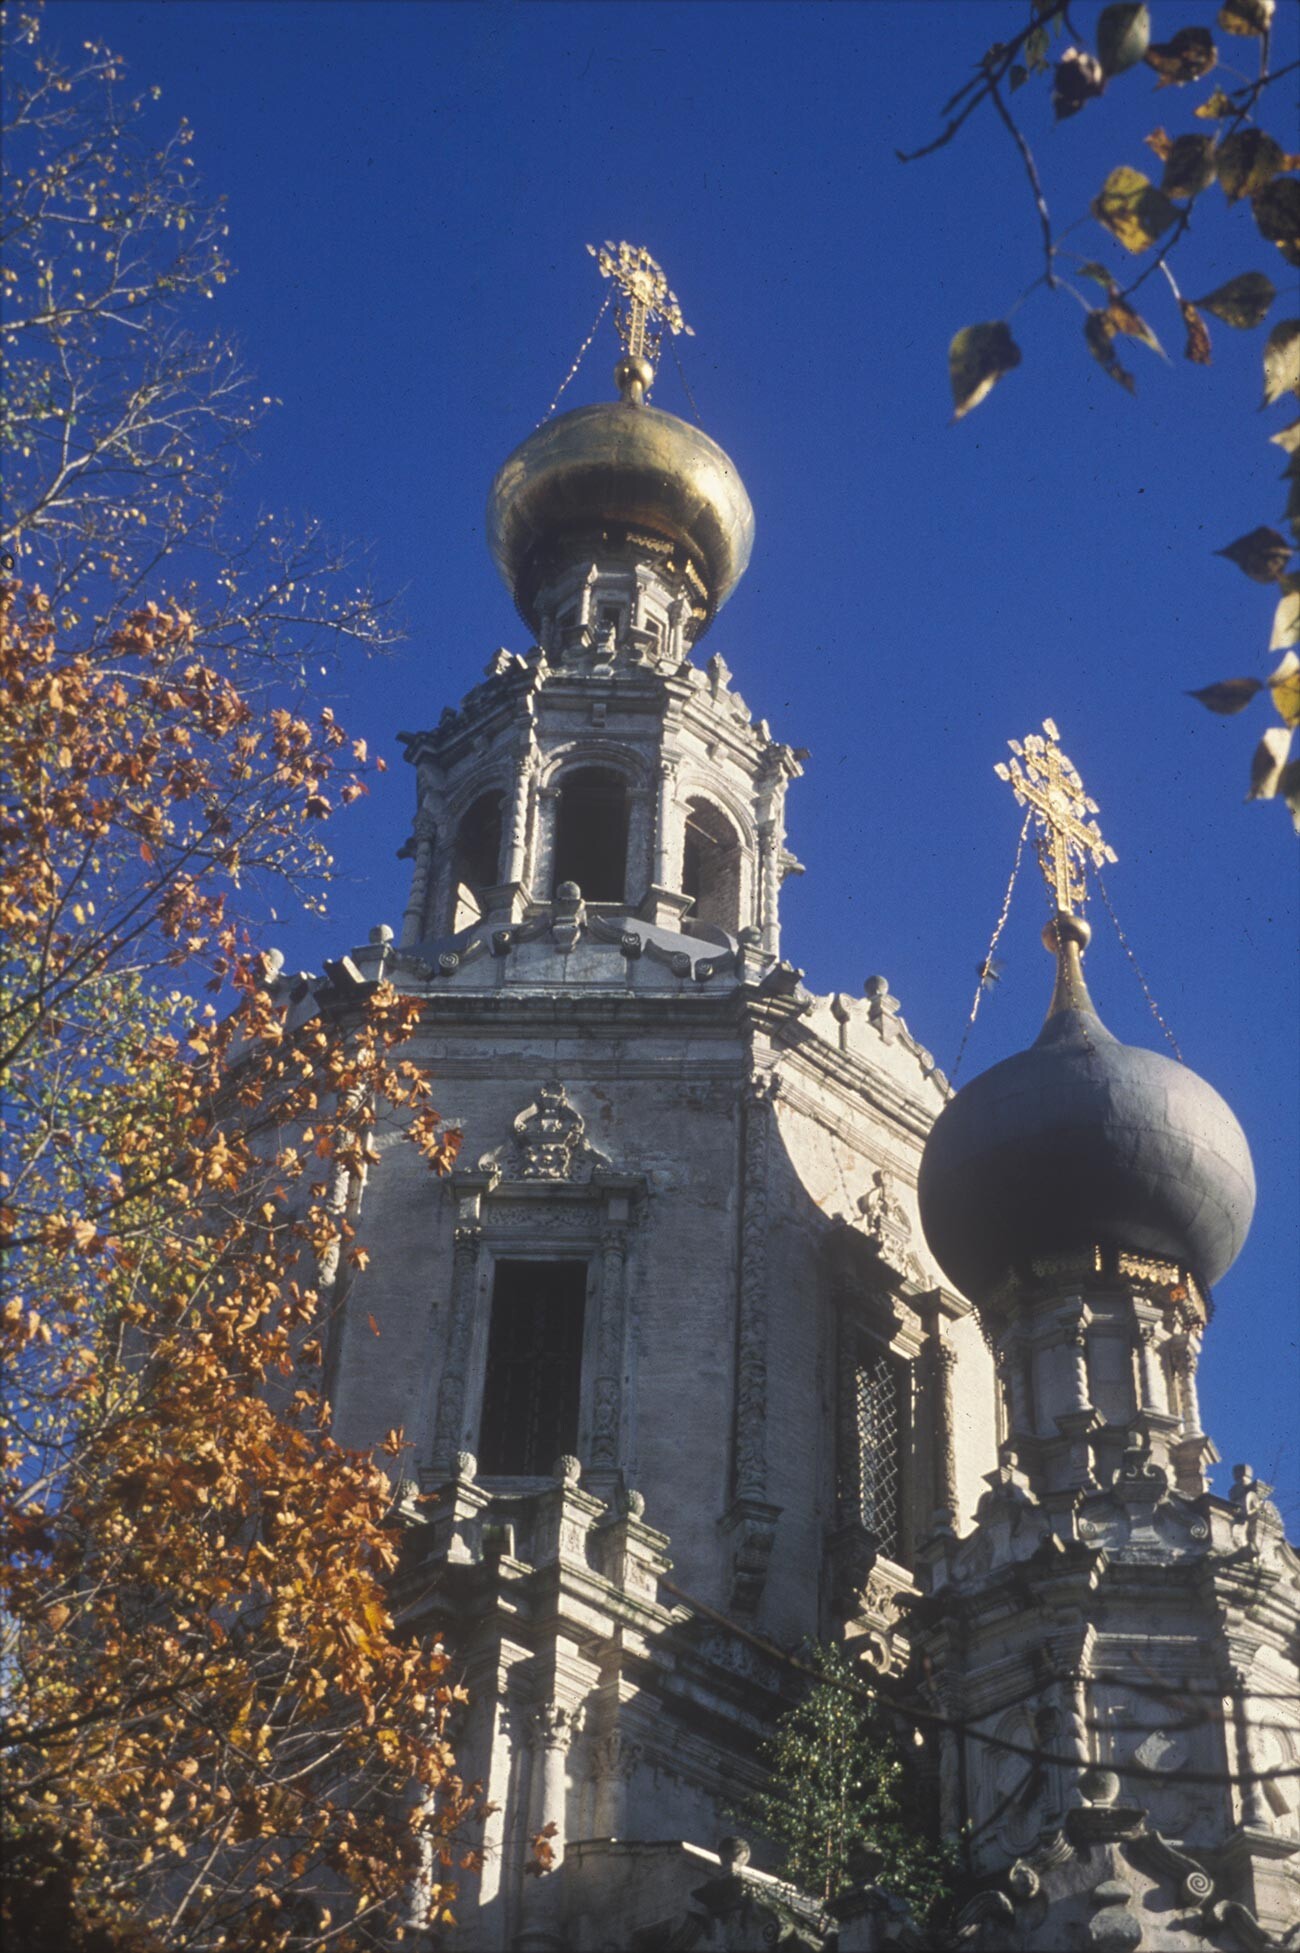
[614, 353, 656, 405]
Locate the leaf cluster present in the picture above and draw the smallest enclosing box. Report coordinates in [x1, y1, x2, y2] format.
[1, 15, 475, 1948]
[905, 1, 1300, 824]
[1, 587, 466, 1951]
[1, 11, 399, 674]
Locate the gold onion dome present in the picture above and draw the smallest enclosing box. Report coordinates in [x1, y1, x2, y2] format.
[486, 243, 754, 638]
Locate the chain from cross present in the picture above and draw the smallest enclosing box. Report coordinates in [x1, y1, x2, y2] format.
[587, 241, 694, 365]
[995, 718, 1117, 915]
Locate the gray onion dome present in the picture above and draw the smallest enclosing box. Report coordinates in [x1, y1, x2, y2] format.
[917, 914, 1255, 1299]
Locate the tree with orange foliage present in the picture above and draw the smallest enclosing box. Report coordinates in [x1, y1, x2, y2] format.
[2, 15, 474, 1949]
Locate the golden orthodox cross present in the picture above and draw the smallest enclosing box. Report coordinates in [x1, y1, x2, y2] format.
[587, 241, 694, 363]
[995, 718, 1117, 914]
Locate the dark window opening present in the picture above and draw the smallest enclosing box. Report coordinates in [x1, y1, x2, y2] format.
[681, 798, 742, 934]
[450, 791, 505, 929]
[478, 1260, 586, 1476]
[552, 767, 629, 902]
[841, 1343, 906, 1566]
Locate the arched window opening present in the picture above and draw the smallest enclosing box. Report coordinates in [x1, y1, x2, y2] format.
[449, 790, 504, 931]
[478, 1259, 586, 1476]
[681, 798, 742, 935]
[552, 767, 629, 902]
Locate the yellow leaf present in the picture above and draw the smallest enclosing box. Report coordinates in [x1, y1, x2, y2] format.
[1247, 723, 1292, 799]
[948, 322, 1021, 420]
[1092, 165, 1179, 253]
[1269, 651, 1300, 728]
[1271, 588, 1300, 652]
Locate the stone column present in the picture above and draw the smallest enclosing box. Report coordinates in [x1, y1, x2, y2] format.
[1172, 1334, 1205, 1436]
[998, 1337, 1032, 1436]
[430, 1221, 482, 1473]
[667, 594, 687, 662]
[1229, 1670, 1269, 1832]
[1060, 1673, 1092, 1805]
[653, 758, 679, 888]
[927, 1333, 960, 1523]
[590, 1226, 628, 1470]
[531, 785, 560, 898]
[757, 818, 781, 959]
[625, 787, 653, 908]
[504, 746, 536, 887]
[1134, 1309, 1165, 1413]
[526, 1702, 575, 1858]
[515, 1703, 576, 1953]
[1059, 1305, 1092, 1415]
[400, 805, 438, 947]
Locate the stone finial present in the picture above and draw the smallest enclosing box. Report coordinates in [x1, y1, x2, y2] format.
[554, 1454, 582, 1486]
[864, 974, 902, 1041]
[453, 1451, 478, 1483]
[369, 924, 394, 945]
[717, 1836, 751, 1872]
[1079, 1766, 1121, 1808]
[624, 1487, 646, 1519]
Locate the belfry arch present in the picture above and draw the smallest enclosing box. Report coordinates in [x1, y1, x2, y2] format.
[551, 765, 630, 903]
[448, 788, 504, 929]
[681, 795, 743, 936]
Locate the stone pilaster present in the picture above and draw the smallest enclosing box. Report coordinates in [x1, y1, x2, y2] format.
[400, 804, 438, 946]
[590, 1731, 642, 1839]
[590, 1226, 629, 1471]
[429, 1218, 482, 1474]
[733, 1073, 776, 1508]
[721, 1070, 781, 1615]
[653, 757, 679, 889]
[757, 818, 780, 960]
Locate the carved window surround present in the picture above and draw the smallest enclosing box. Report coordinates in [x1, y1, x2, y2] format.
[829, 1256, 935, 1598]
[427, 1089, 646, 1489]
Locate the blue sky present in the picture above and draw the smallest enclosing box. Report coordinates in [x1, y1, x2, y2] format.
[48, 0, 1299, 1513]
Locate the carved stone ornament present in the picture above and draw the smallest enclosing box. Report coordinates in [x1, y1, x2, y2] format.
[479, 1082, 611, 1183]
[857, 1167, 924, 1284]
[637, 1846, 829, 1953]
[949, 1792, 1284, 1952]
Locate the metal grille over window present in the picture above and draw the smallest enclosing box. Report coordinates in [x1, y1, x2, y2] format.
[478, 1260, 586, 1476]
[852, 1347, 903, 1563]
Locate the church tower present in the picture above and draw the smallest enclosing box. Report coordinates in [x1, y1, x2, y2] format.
[298, 257, 1299, 1950]
[910, 726, 1300, 1951]
[306, 246, 997, 1948]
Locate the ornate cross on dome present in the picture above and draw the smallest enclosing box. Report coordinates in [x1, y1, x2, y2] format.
[587, 241, 694, 366]
[995, 719, 1117, 914]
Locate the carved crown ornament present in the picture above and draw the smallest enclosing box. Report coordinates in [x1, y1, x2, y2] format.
[477, 1082, 613, 1184]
